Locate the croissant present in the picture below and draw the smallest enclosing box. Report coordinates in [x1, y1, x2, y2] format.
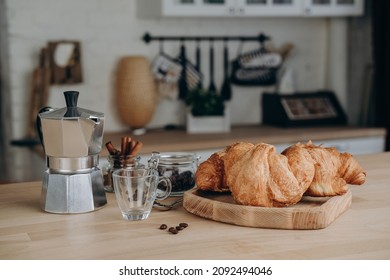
[195, 148, 228, 192]
[226, 143, 309, 207]
[195, 141, 366, 207]
[282, 141, 366, 196]
[196, 142, 254, 192]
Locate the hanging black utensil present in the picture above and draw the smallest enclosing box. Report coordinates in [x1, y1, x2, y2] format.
[195, 40, 202, 89]
[220, 41, 232, 101]
[208, 40, 217, 93]
[178, 42, 188, 100]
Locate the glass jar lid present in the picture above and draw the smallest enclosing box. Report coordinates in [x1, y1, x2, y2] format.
[158, 152, 199, 166]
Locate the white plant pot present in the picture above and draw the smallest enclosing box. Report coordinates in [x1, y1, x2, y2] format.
[186, 108, 230, 134]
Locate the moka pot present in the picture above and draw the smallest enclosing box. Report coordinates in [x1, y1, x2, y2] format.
[37, 91, 107, 213]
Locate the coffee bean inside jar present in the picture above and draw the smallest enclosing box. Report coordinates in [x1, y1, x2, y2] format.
[157, 152, 200, 196]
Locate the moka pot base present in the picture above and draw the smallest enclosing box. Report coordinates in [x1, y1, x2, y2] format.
[41, 167, 107, 214]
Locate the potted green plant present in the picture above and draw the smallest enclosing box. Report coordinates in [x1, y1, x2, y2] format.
[185, 88, 230, 133]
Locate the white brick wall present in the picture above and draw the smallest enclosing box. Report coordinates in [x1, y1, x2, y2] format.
[3, 0, 346, 138]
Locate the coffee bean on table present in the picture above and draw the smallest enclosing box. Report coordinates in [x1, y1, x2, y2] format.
[159, 224, 168, 230]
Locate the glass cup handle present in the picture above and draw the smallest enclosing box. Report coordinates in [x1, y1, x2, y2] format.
[155, 177, 172, 200]
[148, 151, 160, 170]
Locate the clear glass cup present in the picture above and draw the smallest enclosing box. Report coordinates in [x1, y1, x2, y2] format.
[112, 167, 172, 221]
[102, 154, 143, 192]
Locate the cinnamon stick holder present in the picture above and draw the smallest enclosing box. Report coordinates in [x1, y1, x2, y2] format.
[102, 154, 143, 193]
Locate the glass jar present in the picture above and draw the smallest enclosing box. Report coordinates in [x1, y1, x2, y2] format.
[156, 152, 200, 196]
[102, 154, 142, 192]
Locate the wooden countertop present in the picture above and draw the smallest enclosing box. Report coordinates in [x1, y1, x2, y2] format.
[102, 125, 386, 155]
[1, 152, 390, 260]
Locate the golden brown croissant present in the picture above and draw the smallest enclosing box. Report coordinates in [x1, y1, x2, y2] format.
[282, 141, 366, 196]
[226, 143, 309, 207]
[195, 148, 228, 192]
[195, 142, 254, 192]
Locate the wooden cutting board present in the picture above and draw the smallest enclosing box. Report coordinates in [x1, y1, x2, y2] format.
[183, 188, 352, 230]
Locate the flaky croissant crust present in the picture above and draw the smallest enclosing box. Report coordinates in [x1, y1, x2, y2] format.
[282, 141, 366, 197]
[195, 141, 366, 207]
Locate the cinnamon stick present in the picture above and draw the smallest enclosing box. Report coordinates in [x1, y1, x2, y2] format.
[130, 140, 137, 153]
[126, 140, 133, 156]
[105, 141, 120, 155]
[130, 141, 143, 156]
[121, 136, 131, 155]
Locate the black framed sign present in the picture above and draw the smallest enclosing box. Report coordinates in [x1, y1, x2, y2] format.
[262, 91, 347, 127]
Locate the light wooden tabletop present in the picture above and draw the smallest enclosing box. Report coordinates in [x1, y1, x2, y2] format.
[1, 152, 390, 260]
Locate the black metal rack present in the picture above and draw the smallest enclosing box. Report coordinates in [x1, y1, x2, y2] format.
[141, 32, 274, 101]
[142, 32, 270, 43]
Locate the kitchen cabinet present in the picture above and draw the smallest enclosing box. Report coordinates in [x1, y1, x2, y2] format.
[162, 0, 302, 17]
[303, 0, 364, 16]
[190, 135, 385, 162]
[139, 0, 364, 17]
[305, 136, 384, 154]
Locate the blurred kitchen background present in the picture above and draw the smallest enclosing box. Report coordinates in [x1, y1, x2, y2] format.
[1, 0, 388, 183]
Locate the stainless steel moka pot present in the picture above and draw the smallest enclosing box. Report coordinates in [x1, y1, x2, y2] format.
[37, 91, 107, 213]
